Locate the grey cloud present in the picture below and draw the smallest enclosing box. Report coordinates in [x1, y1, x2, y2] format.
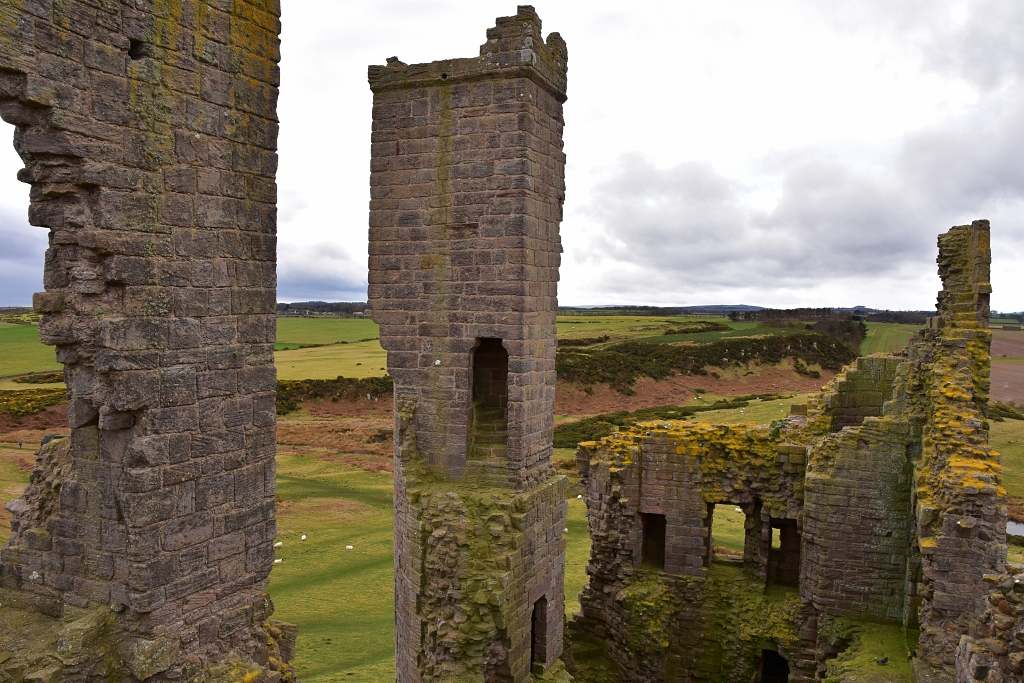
[0, 205, 45, 306]
[277, 242, 366, 302]
[583, 87, 1024, 301]
[821, 0, 1024, 89]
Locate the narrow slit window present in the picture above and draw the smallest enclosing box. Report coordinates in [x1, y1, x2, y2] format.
[531, 595, 548, 669]
[767, 518, 801, 587]
[470, 338, 508, 462]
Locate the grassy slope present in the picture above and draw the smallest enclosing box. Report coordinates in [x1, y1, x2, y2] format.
[860, 323, 921, 355]
[993, 419, 1024, 499]
[275, 342, 389, 380]
[0, 326, 60, 378]
[0, 444, 32, 544]
[269, 453, 396, 682]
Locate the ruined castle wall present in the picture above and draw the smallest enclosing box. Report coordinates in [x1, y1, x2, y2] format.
[0, 0, 282, 675]
[575, 421, 813, 681]
[369, 8, 568, 681]
[801, 406, 915, 621]
[814, 355, 902, 432]
[901, 221, 1004, 678]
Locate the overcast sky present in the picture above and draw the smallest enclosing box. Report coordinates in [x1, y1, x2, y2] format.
[1, 0, 1022, 310]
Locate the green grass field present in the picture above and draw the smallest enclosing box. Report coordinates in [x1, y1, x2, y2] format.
[269, 450, 593, 682]
[0, 325, 60, 379]
[0, 444, 33, 545]
[860, 323, 921, 355]
[557, 315, 736, 342]
[992, 418, 1024, 499]
[276, 341, 389, 380]
[678, 392, 816, 425]
[270, 453, 396, 682]
[710, 504, 746, 553]
[276, 318, 380, 347]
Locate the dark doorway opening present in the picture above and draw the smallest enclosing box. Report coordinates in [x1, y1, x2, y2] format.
[531, 596, 548, 669]
[760, 649, 790, 683]
[641, 513, 666, 568]
[767, 518, 801, 587]
[470, 338, 508, 464]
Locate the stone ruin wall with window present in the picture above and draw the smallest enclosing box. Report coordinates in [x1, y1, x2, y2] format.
[574, 220, 1015, 683]
[367, 6, 570, 683]
[0, 1, 295, 680]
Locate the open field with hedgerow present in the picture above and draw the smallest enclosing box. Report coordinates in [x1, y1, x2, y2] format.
[2, 313, 1022, 681]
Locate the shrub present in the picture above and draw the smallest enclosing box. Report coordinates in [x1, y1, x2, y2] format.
[555, 333, 856, 394]
[557, 336, 610, 347]
[276, 376, 394, 414]
[12, 372, 64, 384]
[0, 388, 67, 418]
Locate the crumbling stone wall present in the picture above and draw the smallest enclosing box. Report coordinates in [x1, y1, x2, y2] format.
[800, 356, 917, 623]
[572, 221, 1002, 683]
[0, 1, 290, 679]
[575, 417, 814, 681]
[367, 6, 569, 682]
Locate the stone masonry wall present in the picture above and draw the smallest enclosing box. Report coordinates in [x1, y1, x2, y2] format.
[906, 221, 1004, 680]
[0, 1, 286, 679]
[571, 223, 1001, 683]
[574, 421, 814, 681]
[368, 7, 569, 682]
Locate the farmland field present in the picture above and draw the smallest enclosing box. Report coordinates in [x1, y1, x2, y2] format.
[860, 323, 921, 355]
[0, 325, 60, 379]
[0, 313, 1019, 681]
[276, 317, 380, 348]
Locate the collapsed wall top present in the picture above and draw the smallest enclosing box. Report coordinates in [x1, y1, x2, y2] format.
[368, 5, 567, 102]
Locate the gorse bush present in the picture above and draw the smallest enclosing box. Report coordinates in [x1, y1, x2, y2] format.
[12, 372, 64, 384]
[557, 336, 610, 347]
[276, 376, 394, 414]
[0, 388, 67, 418]
[555, 332, 856, 394]
[662, 321, 731, 335]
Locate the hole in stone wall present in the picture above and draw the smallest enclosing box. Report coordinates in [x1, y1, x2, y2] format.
[470, 338, 508, 462]
[766, 518, 801, 587]
[441, 72, 449, 80]
[760, 649, 790, 683]
[531, 595, 548, 669]
[128, 39, 150, 60]
[640, 512, 666, 569]
[709, 502, 745, 565]
[0, 121, 45, 308]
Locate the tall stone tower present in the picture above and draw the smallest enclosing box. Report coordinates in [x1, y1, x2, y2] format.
[367, 6, 568, 682]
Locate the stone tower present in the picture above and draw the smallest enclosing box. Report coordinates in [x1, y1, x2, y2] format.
[367, 6, 568, 682]
[0, 1, 292, 680]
